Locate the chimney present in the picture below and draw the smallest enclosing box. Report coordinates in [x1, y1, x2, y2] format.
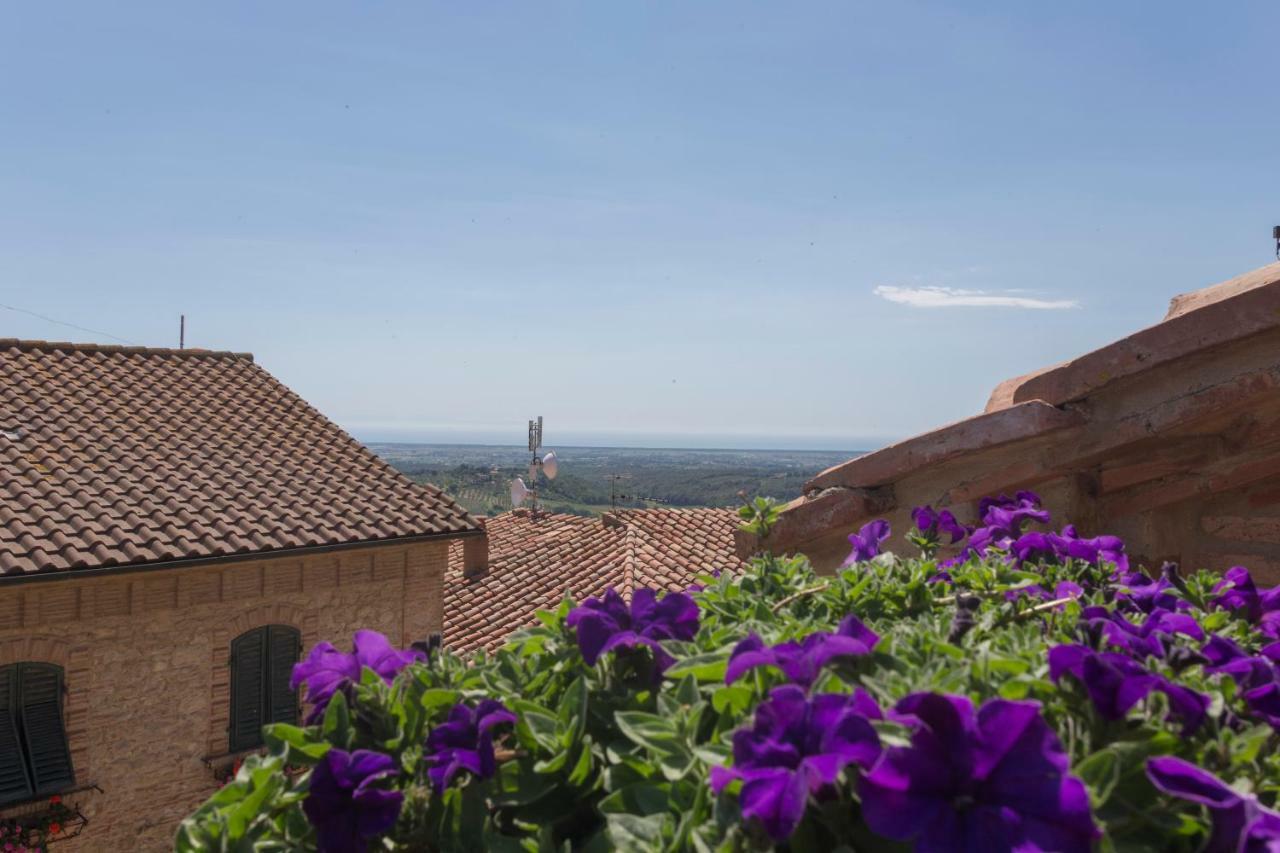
[463, 516, 489, 578]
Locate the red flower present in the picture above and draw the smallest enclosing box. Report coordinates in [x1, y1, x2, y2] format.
[48, 822, 61, 835]
[48, 795, 60, 805]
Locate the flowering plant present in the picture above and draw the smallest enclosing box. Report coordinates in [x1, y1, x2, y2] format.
[180, 494, 1280, 851]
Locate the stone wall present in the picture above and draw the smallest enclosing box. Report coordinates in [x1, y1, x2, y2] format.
[0, 539, 449, 851]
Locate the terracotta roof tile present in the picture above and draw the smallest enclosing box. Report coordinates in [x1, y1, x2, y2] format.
[444, 508, 743, 654]
[0, 339, 478, 575]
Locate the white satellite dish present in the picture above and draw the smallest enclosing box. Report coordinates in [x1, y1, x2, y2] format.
[541, 450, 559, 480]
[510, 477, 530, 507]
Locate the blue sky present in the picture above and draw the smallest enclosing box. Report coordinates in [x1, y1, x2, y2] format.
[2, 2, 1277, 451]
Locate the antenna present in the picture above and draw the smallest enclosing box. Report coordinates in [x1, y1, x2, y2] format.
[511, 416, 560, 513]
[179, 314, 185, 350]
[1274, 225, 1280, 260]
[605, 473, 632, 509]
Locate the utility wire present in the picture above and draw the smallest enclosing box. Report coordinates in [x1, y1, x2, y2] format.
[0, 302, 137, 345]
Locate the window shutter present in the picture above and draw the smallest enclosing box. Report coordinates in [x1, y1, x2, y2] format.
[0, 667, 33, 805]
[229, 627, 267, 751]
[266, 626, 300, 727]
[17, 664, 73, 795]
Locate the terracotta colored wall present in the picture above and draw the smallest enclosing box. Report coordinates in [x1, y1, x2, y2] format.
[0, 540, 449, 851]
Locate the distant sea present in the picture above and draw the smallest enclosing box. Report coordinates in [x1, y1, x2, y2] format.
[348, 425, 888, 454]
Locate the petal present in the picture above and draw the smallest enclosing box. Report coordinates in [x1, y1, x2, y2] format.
[352, 786, 404, 837]
[836, 614, 881, 649]
[738, 767, 810, 841]
[725, 634, 773, 685]
[571, 610, 619, 665]
[858, 745, 956, 842]
[1145, 757, 1242, 809]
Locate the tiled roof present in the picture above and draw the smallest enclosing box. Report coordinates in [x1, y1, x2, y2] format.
[444, 508, 743, 654]
[0, 339, 479, 576]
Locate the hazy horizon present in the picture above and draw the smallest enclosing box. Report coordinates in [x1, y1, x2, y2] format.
[355, 425, 879, 454]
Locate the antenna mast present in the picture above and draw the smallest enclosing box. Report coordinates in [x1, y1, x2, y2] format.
[179, 314, 185, 350]
[527, 416, 543, 513]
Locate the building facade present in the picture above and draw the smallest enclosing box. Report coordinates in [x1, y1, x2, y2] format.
[0, 340, 479, 850]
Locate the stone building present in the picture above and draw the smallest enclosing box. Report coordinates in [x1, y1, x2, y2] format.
[0, 340, 480, 850]
[738, 261, 1280, 581]
[445, 507, 742, 653]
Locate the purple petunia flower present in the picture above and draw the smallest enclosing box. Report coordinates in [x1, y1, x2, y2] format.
[843, 520, 891, 565]
[1056, 526, 1130, 573]
[911, 505, 967, 544]
[303, 749, 403, 853]
[1212, 568, 1280, 639]
[1048, 644, 1208, 734]
[1114, 571, 1187, 615]
[1146, 756, 1280, 853]
[424, 699, 517, 789]
[980, 491, 1051, 538]
[566, 587, 700, 674]
[291, 631, 426, 724]
[725, 615, 880, 689]
[710, 685, 881, 840]
[859, 692, 1099, 852]
[1079, 606, 1204, 660]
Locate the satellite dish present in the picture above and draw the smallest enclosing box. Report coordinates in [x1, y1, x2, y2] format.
[510, 478, 529, 507]
[541, 450, 559, 480]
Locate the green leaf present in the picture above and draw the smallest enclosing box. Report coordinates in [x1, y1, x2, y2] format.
[615, 712, 683, 756]
[322, 690, 351, 746]
[666, 654, 729, 684]
[607, 813, 671, 851]
[599, 781, 671, 816]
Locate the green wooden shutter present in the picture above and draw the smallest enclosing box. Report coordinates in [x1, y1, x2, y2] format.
[229, 628, 267, 751]
[0, 666, 34, 805]
[17, 664, 73, 795]
[266, 626, 300, 726]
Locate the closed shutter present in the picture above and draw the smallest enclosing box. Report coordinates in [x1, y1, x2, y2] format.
[266, 626, 300, 726]
[0, 666, 33, 805]
[229, 627, 267, 751]
[17, 664, 73, 795]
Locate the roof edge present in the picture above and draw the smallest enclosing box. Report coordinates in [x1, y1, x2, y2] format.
[805, 400, 1085, 492]
[998, 261, 1280, 409]
[0, 527, 483, 586]
[0, 338, 254, 361]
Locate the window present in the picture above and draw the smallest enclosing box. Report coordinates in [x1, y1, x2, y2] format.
[0, 663, 75, 806]
[229, 625, 300, 752]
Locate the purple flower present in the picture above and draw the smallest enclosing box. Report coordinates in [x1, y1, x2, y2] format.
[566, 587, 699, 674]
[1057, 526, 1130, 573]
[911, 505, 967, 544]
[1212, 567, 1280, 633]
[1048, 644, 1208, 734]
[291, 631, 426, 724]
[710, 685, 881, 840]
[843, 519, 890, 565]
[424, 700, 517, 789]
[1114, 571, 1186, 615]
[980, 491, 1051, 537]
[859, 693, 1098, 852]
[304, 749, 403, 853]
[1079, 606, 1204, 660]
[725, 615, 880, 689]
[1147, 756, 1280, 853]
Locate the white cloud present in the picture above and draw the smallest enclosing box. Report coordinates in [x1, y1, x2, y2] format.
[873, 285, 1079, 310]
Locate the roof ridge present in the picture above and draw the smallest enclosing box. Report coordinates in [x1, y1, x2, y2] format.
[0, 338, 254, 361]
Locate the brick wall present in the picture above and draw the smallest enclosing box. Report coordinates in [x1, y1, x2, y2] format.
[0, 539, 450, 851]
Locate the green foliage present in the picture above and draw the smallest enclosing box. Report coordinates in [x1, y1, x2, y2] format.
[179, 539, 1279, 851]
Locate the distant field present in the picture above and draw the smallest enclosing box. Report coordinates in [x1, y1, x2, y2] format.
[369, 443, 861, 517]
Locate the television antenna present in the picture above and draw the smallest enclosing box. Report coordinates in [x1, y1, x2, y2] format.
[510, 416, 559, 512]
[605, 473, 632, 509]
